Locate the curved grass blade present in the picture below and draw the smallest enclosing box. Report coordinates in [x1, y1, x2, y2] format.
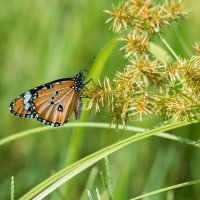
[1, 123, 200, 149]
[130, 179, 200, 200]
[20, 120, 198, 200]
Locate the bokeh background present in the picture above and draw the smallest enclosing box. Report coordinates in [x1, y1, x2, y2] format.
[1, 0, 200, 199]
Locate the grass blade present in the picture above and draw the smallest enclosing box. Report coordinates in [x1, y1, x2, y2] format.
[19, 120, 198, 199]
[130, 179, 200, 200]
[1, 123, 200, 149]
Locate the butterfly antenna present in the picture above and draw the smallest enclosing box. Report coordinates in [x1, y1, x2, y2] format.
[81, 56, 96, 71]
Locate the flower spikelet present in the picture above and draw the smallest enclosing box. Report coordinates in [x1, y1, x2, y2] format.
[105, 1, 130, 33]
[164, 61, 181, 85]
[120, 31, 150, 58]
[158, 95, 200, 121]
[105, 0, 187, 35]
[194, 42, 200, 55]
[181, 56, 200, 99]
[84, 78, 114, 113]
[126, 56, 163, 86]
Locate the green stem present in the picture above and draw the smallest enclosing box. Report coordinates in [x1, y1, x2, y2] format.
[158, 33, 179, 61]
[1, 122, 200, 148]
[130, 179, 200, 200]
[168, 85, 197, 103]
[173, 28, 193, 57]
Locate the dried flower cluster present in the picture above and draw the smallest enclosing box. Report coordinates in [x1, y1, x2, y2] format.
[194, 42, 200, 55]
[84, 0, 200, 126]
[105, 0, 187, 34]
[105, 0, 187, 58]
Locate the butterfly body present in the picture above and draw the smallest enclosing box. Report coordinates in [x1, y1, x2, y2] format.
[9, 71, 86, 127]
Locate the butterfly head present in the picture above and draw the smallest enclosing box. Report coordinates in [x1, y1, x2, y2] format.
[73, 70, 86, 92]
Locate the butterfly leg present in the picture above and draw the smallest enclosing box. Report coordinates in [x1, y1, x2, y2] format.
[83, 78, 94, 86]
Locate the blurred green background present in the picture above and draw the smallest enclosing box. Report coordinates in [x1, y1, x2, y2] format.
[1, 0, 200, 199]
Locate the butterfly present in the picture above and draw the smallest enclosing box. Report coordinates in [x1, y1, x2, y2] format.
[9, 71, 87, 127]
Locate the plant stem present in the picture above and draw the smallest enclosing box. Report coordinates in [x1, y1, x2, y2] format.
[158, 33, 179, 61]
[130, 179, 200, 200]
[1, 122, 200, 148]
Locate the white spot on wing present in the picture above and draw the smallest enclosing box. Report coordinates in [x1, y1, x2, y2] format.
[24, 92, 32, 104]
[24, 103, 30, 110]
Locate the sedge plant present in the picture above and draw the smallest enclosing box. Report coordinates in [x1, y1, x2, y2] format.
[84, 0, 200, 126]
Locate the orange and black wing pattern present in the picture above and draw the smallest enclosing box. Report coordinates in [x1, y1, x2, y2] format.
[9, 91, 35, 118]
[9, 71, 85, 127]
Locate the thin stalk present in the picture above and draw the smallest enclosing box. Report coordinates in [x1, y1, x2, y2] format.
[173, 28, 193, 57]
[130, 179, 200, 200]
[168, 85, 197, 103]
[158, 33, 179, 61]
[1, 122, 200, 148]
[11, 176, 15, 200]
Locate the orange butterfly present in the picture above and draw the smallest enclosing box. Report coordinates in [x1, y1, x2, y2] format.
[9, 71, 87, 127]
